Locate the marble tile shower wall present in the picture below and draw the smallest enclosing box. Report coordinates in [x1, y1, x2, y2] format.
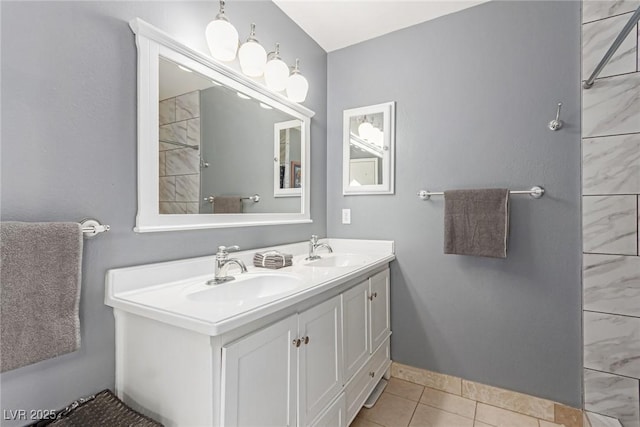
[158, 91, 201, 214]
[581, 1, 640, 426]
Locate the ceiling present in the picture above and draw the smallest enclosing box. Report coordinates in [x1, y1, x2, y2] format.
[272, 0, 490, 52]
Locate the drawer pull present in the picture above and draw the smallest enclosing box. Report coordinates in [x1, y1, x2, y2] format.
[293, 339, 301, 348]
[303, 336, 310, 345]
[369, 371, 375, 378]
[368, 292, 378, 301]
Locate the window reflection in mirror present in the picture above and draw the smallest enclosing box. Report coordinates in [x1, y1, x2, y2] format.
[158, 57, 303, 215]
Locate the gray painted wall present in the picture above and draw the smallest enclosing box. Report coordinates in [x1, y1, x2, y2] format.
[199, 86, 300, 213]
[327, 1, 582, 406]
[0, 1, 326, 424]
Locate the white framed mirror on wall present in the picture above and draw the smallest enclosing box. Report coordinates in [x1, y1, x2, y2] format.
[342, 102, 395, 195]
[130, 18, 314, 232]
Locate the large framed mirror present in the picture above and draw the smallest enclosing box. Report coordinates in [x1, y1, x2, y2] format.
[130, 19, 314, 232]
[343, 102, 395, 195]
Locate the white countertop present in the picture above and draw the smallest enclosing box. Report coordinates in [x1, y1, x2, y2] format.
[105, 238, 395, 336]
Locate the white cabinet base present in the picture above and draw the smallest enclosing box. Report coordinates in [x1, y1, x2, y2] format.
[114, 267, 391, 427]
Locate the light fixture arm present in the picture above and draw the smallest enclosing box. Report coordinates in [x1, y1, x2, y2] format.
[216, 0, 229, 21]
[267, 43, 282, 61]
[290, 58, 301, 74]
[246, 23, 259, 43]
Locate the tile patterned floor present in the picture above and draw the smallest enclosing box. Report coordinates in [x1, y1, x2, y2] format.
[351, 378, 572, 427]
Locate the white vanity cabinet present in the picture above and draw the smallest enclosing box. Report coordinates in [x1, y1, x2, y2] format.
[342, 269, 391, 424]
[108, 243, 394, 427]
[221, 296, 343, 427]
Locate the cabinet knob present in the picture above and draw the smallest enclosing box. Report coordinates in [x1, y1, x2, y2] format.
[369, 371, 375, 378]
[369, 292, 378, 301]
[292, 339, 301, 348]
[303, 336, 310, 345]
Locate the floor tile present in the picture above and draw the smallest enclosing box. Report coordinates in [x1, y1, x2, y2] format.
[409, 404, 474, 427]
[359, 392, 418, 427]
[462, 380, 555, 420]
[351, 416, 385, 427]
[386, 378, 425, 402]
[420, 387, 476, 419]
[540, 420, 567, 427]
[475, 403, 539, 427]
[555, 403, 584, 427]
[474, 422, 493, 427]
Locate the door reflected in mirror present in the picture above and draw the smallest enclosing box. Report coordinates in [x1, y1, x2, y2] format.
[274, 120, 303, 197]
[343, 102, 395, 195]
[158, 57, 304, 215]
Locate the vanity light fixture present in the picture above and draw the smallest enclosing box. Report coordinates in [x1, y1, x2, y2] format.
[286, 59, 309, 103]
[259, 102, 273, 110]
[205, 0, 239, 62]
[238, 23, 267, 77]
[264, 43, 289, 92]
[236, 92, 251, 100]
[358, 116, 374, 140]
[177, 65, 193, 73]
[211, 80, 222, 86]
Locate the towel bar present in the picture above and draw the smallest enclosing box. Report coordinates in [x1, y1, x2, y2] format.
[417, 186, 544, 200]
[80, 219, 110, 238]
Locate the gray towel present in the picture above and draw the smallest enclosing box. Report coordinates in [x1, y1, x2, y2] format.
[1, 221, 83, 372]
[444, 189, 510, 258]
[213, 197, 243, 214]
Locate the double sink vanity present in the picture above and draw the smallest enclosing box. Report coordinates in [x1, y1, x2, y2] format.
[106, 238, 395, 426]
[118, 17, 398, 427]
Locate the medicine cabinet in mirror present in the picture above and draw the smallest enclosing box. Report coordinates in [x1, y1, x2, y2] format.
[343, 102, 395, 195]
[130, 18, 314, 232]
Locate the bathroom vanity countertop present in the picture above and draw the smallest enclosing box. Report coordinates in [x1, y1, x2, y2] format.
[105, 239, 395, 336]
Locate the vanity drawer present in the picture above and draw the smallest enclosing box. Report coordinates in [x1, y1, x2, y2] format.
[369, 339, 390, 384]
[345, 338, 390, 424]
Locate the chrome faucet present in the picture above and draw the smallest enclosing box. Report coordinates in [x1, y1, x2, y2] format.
[207, 245, 248, 285]
[306, 235, 333, 261]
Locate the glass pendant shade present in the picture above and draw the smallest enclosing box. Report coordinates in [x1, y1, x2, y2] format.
[286, 59, 309, 103]
[205, 1, 239, 62]
[264, 44, 289, 92]
[370, 128, 384, 146]
[358, 121, 373, 140]
[239, 24, 267, 77]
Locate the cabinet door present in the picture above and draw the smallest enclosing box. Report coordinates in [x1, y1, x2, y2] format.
[309, 393, 346, 427]
[342, 280, 369, 382]
[221, 315, 298, 427]
[298, 295, 343, 426]
[369, 268, 390, 353]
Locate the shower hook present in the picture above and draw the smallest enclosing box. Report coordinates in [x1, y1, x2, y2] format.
[548, 102, 563, 131]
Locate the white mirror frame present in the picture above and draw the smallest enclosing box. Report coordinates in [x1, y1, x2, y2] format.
[342, 102, 395, 195]
[273, 120, 303, 198]
[130, 18, 314, 232]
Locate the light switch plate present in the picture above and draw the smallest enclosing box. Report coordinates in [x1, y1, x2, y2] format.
[342, 209, 351, 224]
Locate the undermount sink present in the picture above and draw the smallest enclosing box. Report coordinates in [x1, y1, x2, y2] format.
[183, 273, 304, 305]
[305, 254, 370, 268]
